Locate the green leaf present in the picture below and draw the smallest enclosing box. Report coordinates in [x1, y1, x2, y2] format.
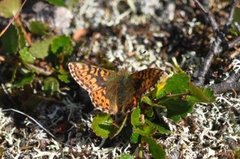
[65, 0, 79, 8]
[19, 47, 35, 63]
[131, 107, 141, 127]
[47, 0, 65, 6]
[233, 7, 240, 23]
[144, 106, 154, 118]
[142, 96, 155, 106]
[117, 154, 134, 159]
[0, 0, 20, 18]
[189, 82, 215, 103]
[15, 24, 26, 49]
[142, 137, 166, 159]
[130, 132, 140, 144]
[1, 25, 18, 54]
[29, 21, 48, 35]
[58, 72, 70, 83]
[160, 98, 192, 122]
[145, 119, 171, 135]
[156, 73, 190, 98]
[57, 67, 70, 83]
[134, 124, 154, 136]
[43, 77, 60, 94]
[0, 147, 4, 158]
[92, 113, 114, 138]
[235, 148, 240, 159]
[29, 38, 53, 59]
[51, 35, 73, 56]
[14, 73, 35, 88]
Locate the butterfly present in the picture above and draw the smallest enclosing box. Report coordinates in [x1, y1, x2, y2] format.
[68, 62, 167, 114]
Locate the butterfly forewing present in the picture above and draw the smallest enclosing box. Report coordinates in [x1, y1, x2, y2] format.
[68, 62, 117, 114]
[68, 62, 115, 92]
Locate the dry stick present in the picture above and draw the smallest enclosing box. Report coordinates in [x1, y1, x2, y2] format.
[208, 72, 240, 94]
[1, 108, 75, 148]
[226, 72, 240, 83]
[2, 108, 56, 139]
[209, 82, 240, 94]
[194, 0, 239, 87]
[193, 0, 240, 93]
[206, 1, 240, 93]
[224, 0, 237, 33]
[193, 0, 223, 86]
[193, 0, 219, 32]
[228, 36, 240, 49]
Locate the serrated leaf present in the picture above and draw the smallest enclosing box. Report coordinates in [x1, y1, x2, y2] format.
[189, 82, 215, 103]
[145, 119, 171, 135]
[142, 96, 155, 106]
[43, 77, 60, 94]
[144, 106, 154, 118]
[159, 98, 192, 122]
[15, 24, 25, 49]
[19, 47, 35, 63]
[57, 67, 70, 83]
[156, 73, 190, 98]
[92, 113, 114, 138]
[131, 107, 141, 127]
[1, 25, 18, 54]
[0, 0, 20, 18]
[29, 21, 48, 35]
[117, 154, 134, 159]
[29, 38, 53, 59]
[134, 124, 154, 136]
[130, 132, 140, 144]
[51, 35, 73, 56]
[58, 73, 70, 83]
[14, 73, 35, 88]
[142, 137, 166, 159]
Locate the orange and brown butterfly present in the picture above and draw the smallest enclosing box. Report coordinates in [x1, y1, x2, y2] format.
[68, 62, 168, 115]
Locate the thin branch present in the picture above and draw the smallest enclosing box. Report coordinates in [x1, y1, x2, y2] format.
[226, 72, 240, 83]
[224, 0, 237, 33]
[209, 81, 240, 94]
[1, 108, 75, 147]
[193, 0, 219, 32]
[193, 0, 226, 86]
[195, 52, 214, 86]
[228, 36, 240, 49]
[2, 108, 56, 139]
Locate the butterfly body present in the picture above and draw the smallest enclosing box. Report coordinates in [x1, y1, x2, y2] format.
[105, 73, 136, 114]
[68, 62, 166, 114]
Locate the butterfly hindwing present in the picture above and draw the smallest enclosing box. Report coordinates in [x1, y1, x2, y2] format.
[120, 68, 165, 113]
[130, 68, 164, 96]
[90, 88, 118, 114]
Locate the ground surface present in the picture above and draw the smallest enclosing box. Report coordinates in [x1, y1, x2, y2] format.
[0, 1, 240, 159]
